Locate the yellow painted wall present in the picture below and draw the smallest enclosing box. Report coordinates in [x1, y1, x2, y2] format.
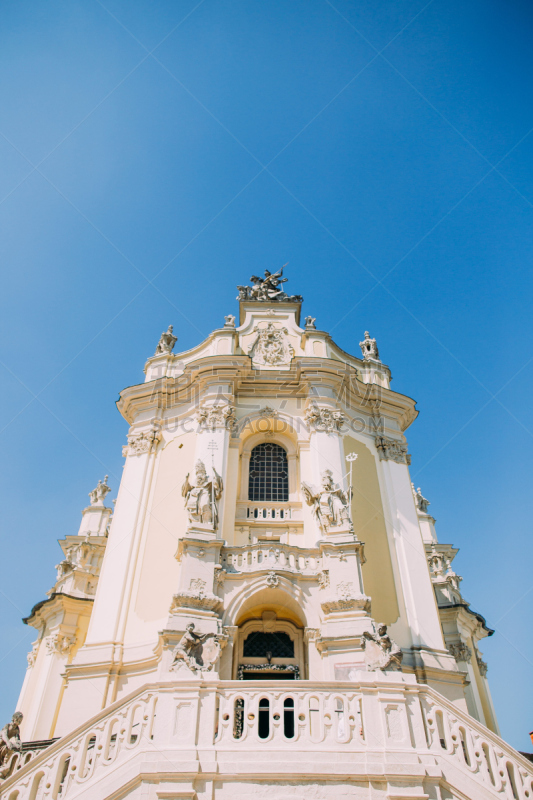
[343, 435, 400, 624]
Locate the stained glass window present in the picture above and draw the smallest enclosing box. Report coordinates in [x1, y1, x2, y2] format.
[248, 443, 289, 502]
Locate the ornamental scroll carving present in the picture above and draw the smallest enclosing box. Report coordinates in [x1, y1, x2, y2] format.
[126, 429, 162, 456]
[304, 405, 344, 433]
[196, 402, 236, 431]
[448, 642, 472, 663]
[375, 435, 409, 464]
[45, 633, 76, 656]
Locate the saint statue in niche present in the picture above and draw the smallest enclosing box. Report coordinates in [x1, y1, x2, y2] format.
[181, 460, 223, 528]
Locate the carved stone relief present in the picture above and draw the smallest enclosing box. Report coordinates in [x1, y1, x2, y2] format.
[266, 571, 279, 588]
[45, 633, 76, 656]
[304, 405, 344, 433]
[448, 642, 472, 663]
[126, 429, 162, 456]
[196, 402, 236, 431]
[375, 436, 409, 464]
[317, 570, 330, 590]
[249, 322, 294, 368]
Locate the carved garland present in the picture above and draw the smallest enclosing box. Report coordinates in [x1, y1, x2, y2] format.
[237, 664, 300, 680]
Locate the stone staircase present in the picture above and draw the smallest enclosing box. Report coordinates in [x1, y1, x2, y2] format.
[1, 674, 530, 800]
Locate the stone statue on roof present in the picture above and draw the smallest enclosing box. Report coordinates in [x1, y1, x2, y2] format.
[237, 265, 303, 303]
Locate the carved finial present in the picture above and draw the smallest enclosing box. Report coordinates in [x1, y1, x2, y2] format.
[304, 315, 316, 329]
[89, 475, 111, 507]
[237, 264, 303, 303]
[155, 325, 177, 355]
[224, 314, 236, 327]
[359, 330, 380, 362]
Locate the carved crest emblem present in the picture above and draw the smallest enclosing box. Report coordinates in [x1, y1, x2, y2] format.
[249, 322, 294, 369]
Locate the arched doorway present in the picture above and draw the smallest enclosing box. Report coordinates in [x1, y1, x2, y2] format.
[234, 611, 304, 680]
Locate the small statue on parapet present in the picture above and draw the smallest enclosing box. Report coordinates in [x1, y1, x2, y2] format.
[89, 475, 111, 507]
[362, 624, 403, 672]
[0, 712, 23, 779]
[155, 325, 177, 355]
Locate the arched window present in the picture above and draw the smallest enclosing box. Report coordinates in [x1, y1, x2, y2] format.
[248, 443, 289, 502]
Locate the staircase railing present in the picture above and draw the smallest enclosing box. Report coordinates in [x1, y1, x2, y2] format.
[1, 678, 531, 800]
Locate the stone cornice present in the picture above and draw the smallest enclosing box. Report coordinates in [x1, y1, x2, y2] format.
[118, 356, 417, 432]
[23, 593, 94, 628]
[437, 603, 494, 637]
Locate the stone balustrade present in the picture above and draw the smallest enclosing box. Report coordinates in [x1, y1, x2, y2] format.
[2, 678, 531, 799]
[235, 501, 303, 524]
[220, 542, 322, 577]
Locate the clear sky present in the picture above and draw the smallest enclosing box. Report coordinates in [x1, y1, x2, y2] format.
[1, 0, 532, 751]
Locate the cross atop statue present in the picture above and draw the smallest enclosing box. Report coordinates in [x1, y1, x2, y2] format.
[237, 265, 303, 303]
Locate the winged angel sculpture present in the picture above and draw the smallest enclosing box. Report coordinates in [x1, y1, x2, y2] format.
[302, 470, 353, 535]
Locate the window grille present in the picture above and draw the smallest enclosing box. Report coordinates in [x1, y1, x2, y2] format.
[243, 631, 294, 659]
[248, 443, 289, 502]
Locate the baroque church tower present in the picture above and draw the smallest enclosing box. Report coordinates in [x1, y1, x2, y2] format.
[1, 269, 528, 800]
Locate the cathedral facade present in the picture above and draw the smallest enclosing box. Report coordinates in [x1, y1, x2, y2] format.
[1, 270, 529, 800]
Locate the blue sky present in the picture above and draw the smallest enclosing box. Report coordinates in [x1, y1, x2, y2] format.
[1, 0, 532, 750]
